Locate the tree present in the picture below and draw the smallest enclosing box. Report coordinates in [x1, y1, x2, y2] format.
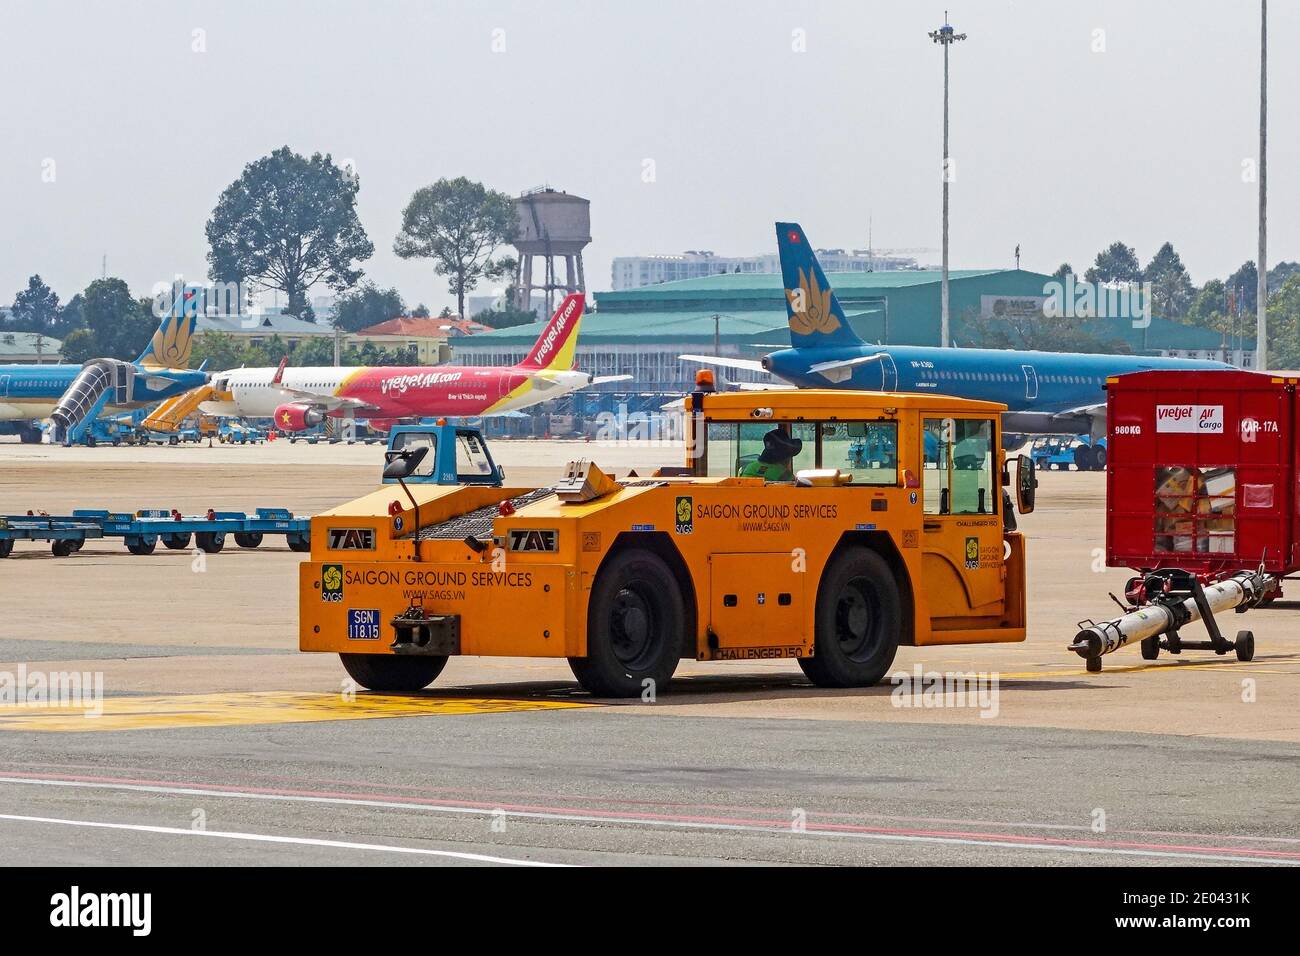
[1226, 261, 1258, 313]
[57, 293, 85, 338]
[332, 282, 405, 334]
[9, 275, 60, 334]
[206, 146, 374, 317]
[411, 303, 431, 318]
[1186, 279, 1230, 333]
[393, 177, 516, 320]
[472, 304, 537, 330]
[60, 278, 154, 362]
[1143, 242, 1195, 318]
[961, 305, 1128, 354]
[1084, 241, 1142, 286]
[1050, 263, 1074, 283]
[1266, 274, 1300, 369]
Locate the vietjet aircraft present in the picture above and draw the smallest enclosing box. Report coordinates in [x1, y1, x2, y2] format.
[200, 293, 623, 431]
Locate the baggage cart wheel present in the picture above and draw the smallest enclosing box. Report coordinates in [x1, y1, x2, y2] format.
[286, 532, 311, 552]
[340, 653, 446, 692]
[163, 533, 192, 550]
[0, 539, 14, 558]
[51, 540, 75, 558]
[234, 532, 263, 549]
[126, 535, 157, 556]
[799, 547, 901, 688]
[1235, 630, 1255, 663]
[195, 531, 225, 554]
[70, 538, 84, 552]
[1140, 636, 1160, 660]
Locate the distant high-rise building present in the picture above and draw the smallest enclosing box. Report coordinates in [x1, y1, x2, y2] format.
[611, 249, 918, 290]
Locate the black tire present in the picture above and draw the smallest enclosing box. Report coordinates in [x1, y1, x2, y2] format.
[1073, 445, 1089, 471]
[195, 531, 225, 554]
[0, 539, 14, 558]
[798, 548, 901, 688]
[287, 532, 311, 552]
[1140, 636, 1160, 660]
[234, 532, 263, 549]
[569, 549, 683, 697]
[162, 533, 192, 550]
[340, 653, 446, 692]
[85, 435, 97, 448]
[169, 436, 179, 445]
[1235, 629, 1255, 662]
[51, 540, 74, 558]
[1092, 445, 1107, 470]
[112, 437, 122, 446]
[19, 424, 41, 444]
[126, 535, 157, 556]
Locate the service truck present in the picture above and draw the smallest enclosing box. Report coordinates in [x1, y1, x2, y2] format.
[299, 384, 1037, 697]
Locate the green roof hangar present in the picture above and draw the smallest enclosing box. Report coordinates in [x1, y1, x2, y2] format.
[450, 269, 1251, 400]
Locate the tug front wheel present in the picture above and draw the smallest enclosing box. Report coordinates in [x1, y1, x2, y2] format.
[570, 549, 683, 698]
[339, 653, 446, 692]
[799, 548, 901, 688]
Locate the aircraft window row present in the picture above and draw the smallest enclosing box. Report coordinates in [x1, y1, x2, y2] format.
[933, 371, 1018, 382]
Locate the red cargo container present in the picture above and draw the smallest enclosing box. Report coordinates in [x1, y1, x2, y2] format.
[1106, 369, 1299, 580]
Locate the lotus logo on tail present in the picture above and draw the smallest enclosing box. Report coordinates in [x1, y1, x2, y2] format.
[143, 317, 194, 369]
[786, 267, 840, 336]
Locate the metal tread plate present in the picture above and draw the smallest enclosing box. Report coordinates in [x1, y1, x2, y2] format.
[415, 488, 559, 540]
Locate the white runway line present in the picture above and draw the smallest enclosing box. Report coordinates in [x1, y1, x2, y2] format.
[0, 811, 568, 867]
[0, 775, 1294, 865]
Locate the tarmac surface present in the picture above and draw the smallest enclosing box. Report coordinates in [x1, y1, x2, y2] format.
[2, 437, 1298, 866]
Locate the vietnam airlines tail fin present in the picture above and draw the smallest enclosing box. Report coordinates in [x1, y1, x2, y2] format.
[136, 292, 198, 370]
[776, 222, 866, 350]
[516, 293, 586, 371]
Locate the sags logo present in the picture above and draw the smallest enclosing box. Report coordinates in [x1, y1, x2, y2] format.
[507, 528, 558, 552]
[674, 495, 693, 534]
[328, 527, 375, 550]
[321, 564, 344, 603]
[964, 536, 980, 570]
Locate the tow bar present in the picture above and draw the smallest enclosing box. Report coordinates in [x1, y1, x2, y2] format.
[1069, 565, 1275, 672]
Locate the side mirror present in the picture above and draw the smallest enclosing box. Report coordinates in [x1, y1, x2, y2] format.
[383, 446, 428, 481]
[496, 465, 506, 483]
[1015, 454, 1037, 514]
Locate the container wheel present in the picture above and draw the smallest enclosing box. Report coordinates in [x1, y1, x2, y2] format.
[195, 531, 225, 554]
[1140, 636, 1160, 660]
[51, 539, 75, 558]
[0, 539, 14, 558]
[126, 535, 157, 556]
[162, 533, 192, 550]
[286, 533, 311, 552]
[1235, 630, 1255, 663]
[340, 653, 446, 692]
[570, 549, 684, 697]
[799, 548, 901, 688]
[234, 532, 263, 549]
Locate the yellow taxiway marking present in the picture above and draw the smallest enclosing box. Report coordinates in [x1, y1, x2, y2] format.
[0, 691, 591, 733]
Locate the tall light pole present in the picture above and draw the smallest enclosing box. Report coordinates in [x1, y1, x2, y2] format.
[931, 14, 967, 348]
[1257, 0, 1268, 370]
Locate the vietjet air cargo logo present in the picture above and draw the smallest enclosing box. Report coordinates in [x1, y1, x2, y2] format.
[531, 297, 579, 367]
[1155, 404, 1224, 434]
[379, 370, 463, 397]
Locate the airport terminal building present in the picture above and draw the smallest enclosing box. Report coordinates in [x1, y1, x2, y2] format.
[451, 269, 1254, 416]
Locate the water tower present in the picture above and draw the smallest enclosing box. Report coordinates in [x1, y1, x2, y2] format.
[512, 187, 590, 315]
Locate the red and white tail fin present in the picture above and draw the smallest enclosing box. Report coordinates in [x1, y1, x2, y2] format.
[272, 356, 289, 385]
[517, 293, 585, 371]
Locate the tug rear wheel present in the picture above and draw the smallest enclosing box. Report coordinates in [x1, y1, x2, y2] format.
[570, 549, 683, 698]
[1235, 630, 1255, 663]
[340, 653, 446, 691]
[799, 548, 901, 688]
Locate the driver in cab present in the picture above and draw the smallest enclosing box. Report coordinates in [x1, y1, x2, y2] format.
[740, 427, 802, 482]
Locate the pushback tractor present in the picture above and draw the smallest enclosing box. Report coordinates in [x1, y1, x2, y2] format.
[299, 383, 1038, 696]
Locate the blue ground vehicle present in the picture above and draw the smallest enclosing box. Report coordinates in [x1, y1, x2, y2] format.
[1030, 434, 1108, 471]
[383, 423, 504, 486]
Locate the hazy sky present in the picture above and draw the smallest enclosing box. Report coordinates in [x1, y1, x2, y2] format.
[2, 0, 1295, 313]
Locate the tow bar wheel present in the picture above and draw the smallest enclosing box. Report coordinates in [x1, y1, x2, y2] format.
[570, 549, 684, 698]
[1235, 629, 1255, 663]
[799, 548, 901, 688]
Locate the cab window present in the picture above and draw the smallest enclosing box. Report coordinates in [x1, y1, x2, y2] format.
[454, 430, 494, 477]
[820, 422, 898, 485]
[389, 431, 438, 478]
[922, 418, 996, 515]
[705, 422, 815, 480]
